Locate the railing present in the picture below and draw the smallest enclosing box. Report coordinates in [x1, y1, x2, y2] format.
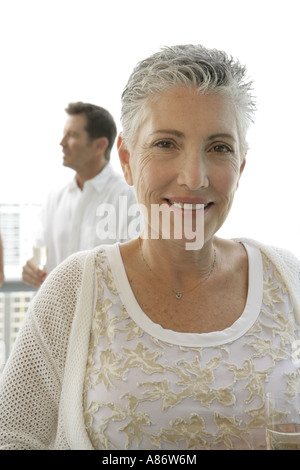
[0, 280, 37, 366]
[0, 203, 42, 371]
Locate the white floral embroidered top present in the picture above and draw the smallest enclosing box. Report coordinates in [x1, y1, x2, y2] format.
[84, 243, 300, 450]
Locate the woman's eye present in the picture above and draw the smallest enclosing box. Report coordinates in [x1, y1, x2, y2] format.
[210, 144, 233, 153]
[155, 140, 174, 149]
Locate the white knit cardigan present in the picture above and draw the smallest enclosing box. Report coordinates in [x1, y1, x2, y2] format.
[0, 238, 299, 450]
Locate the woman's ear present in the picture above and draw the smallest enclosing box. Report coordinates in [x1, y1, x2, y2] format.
[240, 154, 246, 174]
[117, 134, 134, 186]
[236, 154, 246, 190]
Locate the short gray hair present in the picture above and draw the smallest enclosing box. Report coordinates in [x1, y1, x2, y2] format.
[121, 44, 256, 152]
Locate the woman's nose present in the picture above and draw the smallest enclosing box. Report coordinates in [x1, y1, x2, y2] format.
[177, 152, 209, 190]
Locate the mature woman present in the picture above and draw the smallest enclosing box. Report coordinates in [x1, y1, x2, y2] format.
[0, 45, 299, 450]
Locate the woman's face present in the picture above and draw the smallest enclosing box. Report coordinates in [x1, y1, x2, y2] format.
[119, 87, 246, 245]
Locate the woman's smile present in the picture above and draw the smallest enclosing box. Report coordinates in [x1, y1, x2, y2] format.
[164, 199, 214, 218]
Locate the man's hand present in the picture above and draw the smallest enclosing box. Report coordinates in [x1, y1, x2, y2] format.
[22, 258, 47, 288]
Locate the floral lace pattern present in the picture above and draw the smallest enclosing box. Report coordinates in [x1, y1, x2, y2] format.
[83, 249, 300, 450]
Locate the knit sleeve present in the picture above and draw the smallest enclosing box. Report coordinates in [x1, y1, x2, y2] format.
[0, 253, 85, 450]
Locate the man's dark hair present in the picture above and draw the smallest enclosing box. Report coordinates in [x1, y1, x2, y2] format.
[65, 102, 117, 161]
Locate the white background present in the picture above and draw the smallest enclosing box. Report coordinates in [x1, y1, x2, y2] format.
[0, 0, 299, 257]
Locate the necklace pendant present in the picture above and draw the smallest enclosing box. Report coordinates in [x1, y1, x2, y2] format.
[176, 292, 182, 300]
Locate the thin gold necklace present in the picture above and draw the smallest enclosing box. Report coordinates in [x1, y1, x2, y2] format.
[138, 237, 217, 300]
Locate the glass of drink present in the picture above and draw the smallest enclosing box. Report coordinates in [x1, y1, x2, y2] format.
[33, 239, 48, 270]
[265, 391, 300, 450]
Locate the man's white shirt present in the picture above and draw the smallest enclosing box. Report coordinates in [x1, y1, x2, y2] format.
[41, 164, 140, 273]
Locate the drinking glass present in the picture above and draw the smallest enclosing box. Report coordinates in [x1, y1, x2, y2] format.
[33, 239, 48, 270]
[265, 391, 300, 450]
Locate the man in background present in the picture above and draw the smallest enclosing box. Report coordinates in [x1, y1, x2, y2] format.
[22, 102, 139, 287]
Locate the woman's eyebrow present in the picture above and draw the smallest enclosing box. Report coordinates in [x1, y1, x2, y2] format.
[150, 129, 185, 138]
[206, 133, 237, 142]
[149, 130, 237, 145]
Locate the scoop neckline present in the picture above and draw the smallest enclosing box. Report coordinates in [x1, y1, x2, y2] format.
[105, 241, 263, 347]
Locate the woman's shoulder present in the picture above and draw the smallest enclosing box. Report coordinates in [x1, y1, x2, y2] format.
[31, 248, 106, 317]
[236, 237, 299, 266]
[43, 244, 120, 285]
[26, 249, 104, 346]
[45, 249, 96, 285]
[236, 238, 300, 311]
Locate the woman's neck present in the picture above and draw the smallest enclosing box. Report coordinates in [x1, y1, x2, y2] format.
[139, 235, 217, 288]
